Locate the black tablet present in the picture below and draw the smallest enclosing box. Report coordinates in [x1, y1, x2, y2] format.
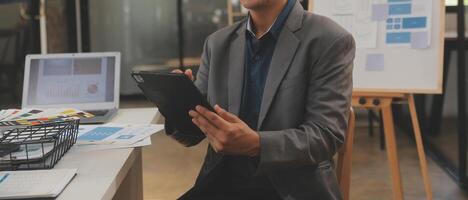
[131, 71, 214, 137]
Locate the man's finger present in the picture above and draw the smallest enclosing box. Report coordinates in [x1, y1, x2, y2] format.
[191, 118, 205, 133]
[214, 105, 241, 123]
[188, 110, 198, 118]
[184, 69, 195, 81]
[192, 117, 219, 142]
[192, 112, 220, 138]
[184, 69, 192, 76]
[190, 110, 219, 132]
[192, 118, 219, 146]
[195, 106, 231, 130]
[171, 69, 183, 74]
[192, 113, 225, 154]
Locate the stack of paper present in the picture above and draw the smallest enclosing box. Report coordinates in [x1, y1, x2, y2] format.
[75, 123, 164, 151]
[0, 108, 94, 127]
[0, 169, 77, 199]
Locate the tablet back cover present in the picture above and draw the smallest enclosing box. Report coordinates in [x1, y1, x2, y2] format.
[133, 72, 212, 137]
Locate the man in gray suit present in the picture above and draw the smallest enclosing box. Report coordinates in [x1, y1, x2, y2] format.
[167, 0, 355, 199]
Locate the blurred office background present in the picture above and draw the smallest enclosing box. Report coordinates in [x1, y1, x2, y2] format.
[1, 0, 468, 199]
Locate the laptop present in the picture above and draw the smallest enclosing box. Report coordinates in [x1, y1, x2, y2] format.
[22, 52, 121, 124]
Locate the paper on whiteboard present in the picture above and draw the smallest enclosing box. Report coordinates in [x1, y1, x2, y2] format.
[353, 14, 378, 48]
[385, 0, 432, 47]
[331, 0, 377, 48]
[333, 0, 354, 15]
[411, 31, 430, 49]
[333, 15, 353, 34]
[371, 4, 389, 21]
[353, 0, 378, 48]
[365, 54, 385, 72]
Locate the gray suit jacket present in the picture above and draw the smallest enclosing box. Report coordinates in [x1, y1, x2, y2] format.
[166, 1, 356, 199]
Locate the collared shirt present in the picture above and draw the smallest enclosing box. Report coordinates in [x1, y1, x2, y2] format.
[240, 0, 295, 130]
[224, 0, 296, 199]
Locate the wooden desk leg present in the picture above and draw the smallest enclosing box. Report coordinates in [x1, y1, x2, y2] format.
[408, 95, 433, 200]
[382, 105, 404, 200]
[134, 148, 144, 200]
[113, 148, 143, 200]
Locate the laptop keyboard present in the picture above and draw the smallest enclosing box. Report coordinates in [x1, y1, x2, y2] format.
[87, 110, 109, 117]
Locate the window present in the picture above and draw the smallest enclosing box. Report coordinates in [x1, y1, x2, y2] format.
[446, 0, 468, 6]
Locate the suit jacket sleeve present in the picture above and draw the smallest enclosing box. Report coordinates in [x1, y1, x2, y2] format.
[164, 36, 211, 147]
[257, 33, 356, 173]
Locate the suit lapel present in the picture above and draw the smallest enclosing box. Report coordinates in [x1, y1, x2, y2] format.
[257, 29, 300, 130]
[256, 1, 304, 130]
[227, 26, 246, 116]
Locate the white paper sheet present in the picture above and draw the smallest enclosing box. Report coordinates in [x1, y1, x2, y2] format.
[331, 0, 378, 49]
[0, 169, 77, 199]
[74, 137, 152, 152]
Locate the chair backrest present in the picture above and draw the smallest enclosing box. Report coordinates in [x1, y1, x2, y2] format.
[336, 107, 356, 200]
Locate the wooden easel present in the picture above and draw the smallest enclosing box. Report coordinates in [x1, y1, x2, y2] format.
[352, 92, 433, 200]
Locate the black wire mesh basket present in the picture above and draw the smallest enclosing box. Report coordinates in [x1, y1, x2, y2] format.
[0, 119, 79, 170]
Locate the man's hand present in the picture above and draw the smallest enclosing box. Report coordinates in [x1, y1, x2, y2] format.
[172, 69, 195, 81]
[189, 105, 260, 156]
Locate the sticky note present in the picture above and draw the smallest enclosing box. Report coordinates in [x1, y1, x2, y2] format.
[389, 4, 411, 15]
[411, 32, 430, 49]
[371, 4, 389, 21]
[386, 32, 411, 44]
[365, 54, 385, 72]
[402, 17, 427, 29]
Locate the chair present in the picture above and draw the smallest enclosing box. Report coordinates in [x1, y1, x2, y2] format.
[336, 107, 356, 200]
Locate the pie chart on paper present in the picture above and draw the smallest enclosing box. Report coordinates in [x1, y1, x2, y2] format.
[87, 84, 98, 94]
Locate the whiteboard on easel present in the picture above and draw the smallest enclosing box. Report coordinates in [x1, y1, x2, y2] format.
[310, 0, 445, 94]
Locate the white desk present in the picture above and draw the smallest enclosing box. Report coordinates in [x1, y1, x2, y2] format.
[56, 108, 159, 200]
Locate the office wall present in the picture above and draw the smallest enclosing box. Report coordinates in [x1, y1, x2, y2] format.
[0, 4, 22, 64]
[88, 0, 227, 95]
[0, 3, 466, 110]
[89, 0, 179, 94]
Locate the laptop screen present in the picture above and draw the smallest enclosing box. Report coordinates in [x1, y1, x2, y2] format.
[26, 56, 116, 105]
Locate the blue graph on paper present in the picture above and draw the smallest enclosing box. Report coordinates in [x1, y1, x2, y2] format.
[116, 135, 135, 139]
[383, 0, 431, 47]
[78, 127, 124, 141]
